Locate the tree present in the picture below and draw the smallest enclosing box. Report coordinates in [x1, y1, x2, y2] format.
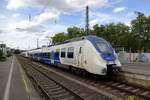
[0, 49, 6, 61]
[67, 27, 85, 39]
[14, 49, 21, 54]
[51, 11, 150, 52]
[92, 23, 130, 47]
[0, 50, 3, 58]
[52, 32, 68, 44]
[92, 24, 106, 37]
[131, 12, 150, 51]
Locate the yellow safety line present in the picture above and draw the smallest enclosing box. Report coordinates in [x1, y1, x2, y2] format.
[127, 95, 135, 100]
[16, 58, 30, 99]
[21, 68, 29, 93]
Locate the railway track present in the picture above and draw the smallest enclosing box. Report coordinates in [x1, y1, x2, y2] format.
[18, 56, 112, 100]
[81, 78, 150, 100]
[22, 61, 84, 100]
[18, 56, 150, 100]
[27, 65, 85, 100]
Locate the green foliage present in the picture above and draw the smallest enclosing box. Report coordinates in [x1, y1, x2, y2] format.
[131, 12, 150, 51]
[67, 27, 85, 39]
[52, 32, 68, 44]
[51, 12, 150, 52]
[0, 50, 3, 57]
[14, 49, 21, 54]
[52, 27, 86, 44]
[0, 50, 6, 61]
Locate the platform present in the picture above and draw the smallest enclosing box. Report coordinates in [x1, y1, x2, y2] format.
[0, 56, 40, 100]
[119, 63, 150, 87]
[122, 63, 150, 75]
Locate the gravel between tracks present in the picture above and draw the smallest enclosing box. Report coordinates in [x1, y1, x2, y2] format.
[18, 56, 114, 100]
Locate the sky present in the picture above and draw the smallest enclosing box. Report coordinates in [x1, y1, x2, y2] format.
[0, 0, 150, 50]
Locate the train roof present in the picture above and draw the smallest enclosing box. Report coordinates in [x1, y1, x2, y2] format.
[27, 35, 106, 52]
[55, 35, 106, 45]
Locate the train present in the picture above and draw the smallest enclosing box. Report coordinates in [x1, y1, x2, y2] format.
[22, 35, 121, 75]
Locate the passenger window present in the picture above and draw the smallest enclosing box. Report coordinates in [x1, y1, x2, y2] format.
[67, 47, 74, 58]
[61, 48, 66, 58]
[48, 52, 51, 58]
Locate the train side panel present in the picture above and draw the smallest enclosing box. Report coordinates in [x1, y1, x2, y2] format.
[82, 40, 108, 75]
[22, 35, 122, 75]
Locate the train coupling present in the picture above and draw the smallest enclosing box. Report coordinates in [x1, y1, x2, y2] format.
[107, 64, 122, 74]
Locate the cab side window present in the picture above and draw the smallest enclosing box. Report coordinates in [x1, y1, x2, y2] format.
[61, 48, 66, 58]
[67, 47, 74, 58]
[79, 47, 82, 53]
[47, 52, 51, 58]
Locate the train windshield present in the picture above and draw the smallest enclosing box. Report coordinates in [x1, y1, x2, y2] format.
[96, 42, 113, 54]
[86, 36, 113, 54]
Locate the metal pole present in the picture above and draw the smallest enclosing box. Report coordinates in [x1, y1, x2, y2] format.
[37, 38, 39, 48]
[28, 14, 31, 22]
[86, 6, 89, 35]
[134, 11, 142, 49]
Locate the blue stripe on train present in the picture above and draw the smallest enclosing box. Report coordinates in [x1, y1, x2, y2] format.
[33, 51, 60, 65]
[54, 51, 60, 64]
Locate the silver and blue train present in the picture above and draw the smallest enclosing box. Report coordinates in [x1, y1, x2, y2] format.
[22, 35, 121, 75]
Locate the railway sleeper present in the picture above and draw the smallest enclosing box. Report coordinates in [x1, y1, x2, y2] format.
[46, 86, 62, 91]
[51, 92, 70, 99]
[141, 91, 150, 96]
[46, 85, 60, 90]
[43, 83, 58, 88]
[140, 91, 150, 100]
[123, 86, 133, 90]
[48, 88, 65, 93]
[117, 84, 126, 88]
[61, 96, 75, 100]
[53, 96, 77, 100]
[42, 81, 56, 85]
[131, 88, 140, 93]
[49, 89, 66, 95]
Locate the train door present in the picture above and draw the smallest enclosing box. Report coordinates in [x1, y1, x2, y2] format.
[50, 51, 54, 64]
[54, 49, 60, 64]
[78, 47, 83, 67]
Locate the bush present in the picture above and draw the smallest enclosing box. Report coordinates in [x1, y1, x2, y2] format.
[0, 50, 6, 61]
[0, 50, 3, 57]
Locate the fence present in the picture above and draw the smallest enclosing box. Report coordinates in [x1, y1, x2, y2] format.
[118, 53, 150, 63]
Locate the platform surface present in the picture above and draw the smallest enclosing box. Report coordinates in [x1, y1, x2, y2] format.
[122, 63, 150, 75]
[0, 56, 29, 100]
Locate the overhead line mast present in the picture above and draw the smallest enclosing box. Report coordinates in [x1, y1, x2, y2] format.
[86, 6, 89, 35]
[37, 38, 39, 48]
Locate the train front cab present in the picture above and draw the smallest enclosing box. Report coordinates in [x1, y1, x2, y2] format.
[86, 35, 122, 75]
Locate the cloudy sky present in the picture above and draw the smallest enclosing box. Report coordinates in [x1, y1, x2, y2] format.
[0, 0, 150, 50]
